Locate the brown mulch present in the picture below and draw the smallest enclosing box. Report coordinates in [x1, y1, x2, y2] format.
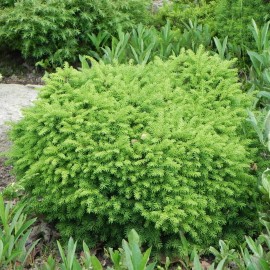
[0, 157, 15, 191]
[0, 125, 15, 190]
[2, 73, 44, 85]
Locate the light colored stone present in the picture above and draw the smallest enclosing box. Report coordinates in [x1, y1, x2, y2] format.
[152, 0, 171, 12]
[0, 84, 38, 152]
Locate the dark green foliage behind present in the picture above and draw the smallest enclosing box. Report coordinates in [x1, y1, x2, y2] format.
[154, 0, 270, 62]
[0, 0, 15, 7]
[9, 49, 259, 254]
[214, 0, 270, 50]
[0, 0, 151, 65]
[153, 0, 216, 28]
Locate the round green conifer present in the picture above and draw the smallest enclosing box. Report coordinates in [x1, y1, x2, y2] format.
[9, 48, 259, 253]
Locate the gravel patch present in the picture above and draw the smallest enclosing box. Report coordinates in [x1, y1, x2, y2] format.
[0, 84, 38, 189]
[0, 84, 38, 128]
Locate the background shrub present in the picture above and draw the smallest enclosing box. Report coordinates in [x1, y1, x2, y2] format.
[153, 0, 216, 29]
[0, 0, 151, 66]
[212, 0, 270, 50]
[154, 0, 270, 49]
[153, 0, 270, 68]
[0, 0, 15, 8]
[9, 49, 259, 254]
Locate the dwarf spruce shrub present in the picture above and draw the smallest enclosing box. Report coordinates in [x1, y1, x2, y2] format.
[9, 48, 259, 253]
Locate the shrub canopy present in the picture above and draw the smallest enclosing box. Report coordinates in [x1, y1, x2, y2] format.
[9, 49, 259, 253]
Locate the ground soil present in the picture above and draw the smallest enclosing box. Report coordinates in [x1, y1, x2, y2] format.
[0, 157, 14, 192]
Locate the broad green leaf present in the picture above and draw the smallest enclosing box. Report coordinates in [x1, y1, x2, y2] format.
[216, 257, 227, 270]
[91, 255, 103, 270]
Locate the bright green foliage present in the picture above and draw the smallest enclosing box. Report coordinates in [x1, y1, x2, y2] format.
[0, 194, 38, 269]
[206, 169, 270, 270]
[9, 48, 259, 253]
[0, 0, 151, 66]
[113, 229, 156, 270]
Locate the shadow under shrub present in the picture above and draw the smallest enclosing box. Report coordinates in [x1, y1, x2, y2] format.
[9, 48, 260, 254]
